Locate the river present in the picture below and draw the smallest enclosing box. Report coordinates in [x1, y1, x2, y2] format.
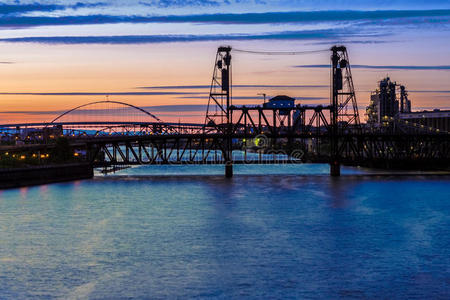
[0, 165, 449, 299]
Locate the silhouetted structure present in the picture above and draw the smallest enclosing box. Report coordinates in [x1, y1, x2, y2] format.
[366, 77, 411, 125]
[365, 77, 449, 133]
[399, 110, 450, 132]
[0, 46, 449, 179]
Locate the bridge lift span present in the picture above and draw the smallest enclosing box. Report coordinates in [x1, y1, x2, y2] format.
[204, 45, 361, 177]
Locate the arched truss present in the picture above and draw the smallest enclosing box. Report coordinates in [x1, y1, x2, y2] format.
[48, 100, 162, 125]
[93, 123, 204, 137]
[26, 99, 208, 137]
[94, 125, 162, 137]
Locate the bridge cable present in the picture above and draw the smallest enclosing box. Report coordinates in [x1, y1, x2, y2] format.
[232, 48, 329, 55]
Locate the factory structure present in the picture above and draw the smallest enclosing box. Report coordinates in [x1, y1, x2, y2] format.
[256, 77, 450, 134]
[366, 77, 450, 132]
[366, 77, 411, 124]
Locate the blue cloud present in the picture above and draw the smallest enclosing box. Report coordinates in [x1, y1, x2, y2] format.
[410, 90, 450, 93]
[295, 65, 450, 70]
[149, 9, 450, 24]
[0, 28, 368, 44]
[0, 2, 105, 16]
[3, 1, 450, 14]
[0, 91, 202, 96]
[0, 104, 206, 115]
[0, 9, 449, 27]
[139, 0, 222, 8]
[178, 96, 327, 101]
[0, 3, 63, 14]
[141, 104, 208, 112]
[139, 84, 328, 89]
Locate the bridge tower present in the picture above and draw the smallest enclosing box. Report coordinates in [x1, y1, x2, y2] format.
[330, 46, 360, 127]
[205, 46, 232, 130]
[205, 46, 233, 177]
[330, 46, 360, 176]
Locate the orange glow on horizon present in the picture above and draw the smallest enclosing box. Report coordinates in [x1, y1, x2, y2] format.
[0, 41, 448, 124]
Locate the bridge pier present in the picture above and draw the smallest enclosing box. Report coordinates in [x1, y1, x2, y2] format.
[225, 162, 233, 178]
[330, 161, 341, 177]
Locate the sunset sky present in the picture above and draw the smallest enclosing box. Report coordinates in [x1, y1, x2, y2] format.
[0, 0, 449, 124]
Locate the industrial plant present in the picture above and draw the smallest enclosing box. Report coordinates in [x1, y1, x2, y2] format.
[366, 77, 450, 132]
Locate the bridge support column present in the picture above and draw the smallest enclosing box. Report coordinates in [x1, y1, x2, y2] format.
[225, 162, 233, 178]
[330, 160, 341, 177]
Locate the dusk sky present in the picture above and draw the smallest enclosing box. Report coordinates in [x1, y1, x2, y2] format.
[1, 0, 450, 123]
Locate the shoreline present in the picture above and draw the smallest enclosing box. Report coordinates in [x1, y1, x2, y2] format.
[0, 163, 94, 190]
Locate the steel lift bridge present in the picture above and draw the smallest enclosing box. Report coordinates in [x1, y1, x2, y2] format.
[1, 46, 448, 176]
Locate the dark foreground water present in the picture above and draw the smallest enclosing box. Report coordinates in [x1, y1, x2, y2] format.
[0, 165, 449, 299]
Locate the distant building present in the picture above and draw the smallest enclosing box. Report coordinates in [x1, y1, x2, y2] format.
[399, 110, 450, 132]
[12, 125, 64, 142]
[366, 77, 411, 124]
[366, 77, 448, 132]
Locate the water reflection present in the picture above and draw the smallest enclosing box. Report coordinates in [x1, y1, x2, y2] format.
[0, 170, 448, 299]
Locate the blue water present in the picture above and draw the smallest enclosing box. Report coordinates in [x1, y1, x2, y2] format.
[0, 165, 449, 299]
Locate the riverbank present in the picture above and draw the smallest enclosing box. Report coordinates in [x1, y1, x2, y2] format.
[0, 163, 94, 189]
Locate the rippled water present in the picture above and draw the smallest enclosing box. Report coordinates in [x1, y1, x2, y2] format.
[0, 165, 449, 299]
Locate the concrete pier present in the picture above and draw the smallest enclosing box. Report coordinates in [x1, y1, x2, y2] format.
[225, 162, 233, 178]
[330, 161, 341, 177]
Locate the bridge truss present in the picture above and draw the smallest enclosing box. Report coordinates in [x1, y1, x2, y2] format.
[0, 46, 449, 176]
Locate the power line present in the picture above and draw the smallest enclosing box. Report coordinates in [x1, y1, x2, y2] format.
[232, 48, 329, 56]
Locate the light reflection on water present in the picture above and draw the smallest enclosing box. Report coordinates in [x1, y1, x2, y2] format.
[109, 163, 367, 176]
[0, 165, 449, 299]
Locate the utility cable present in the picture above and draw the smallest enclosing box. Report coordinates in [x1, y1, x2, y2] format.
[232, 48, 329, 55]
